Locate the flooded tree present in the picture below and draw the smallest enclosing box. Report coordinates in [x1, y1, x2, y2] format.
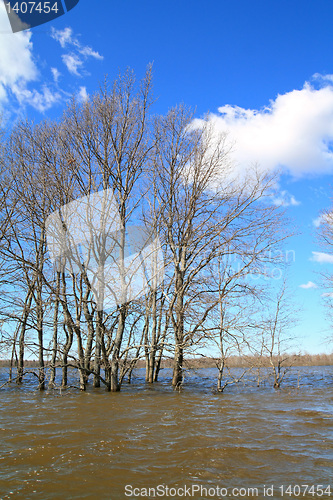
[316, 206, 333, 347]
[59, 67, 154, 391]
[0, 121, 62, 389]
[260, 280, 299, 388]
[0, 68, 293, 394]
[151, 105, 290, 389]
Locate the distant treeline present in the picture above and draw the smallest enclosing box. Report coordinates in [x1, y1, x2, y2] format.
[1, 353, 332, 369]
[185, 353, 333, 368]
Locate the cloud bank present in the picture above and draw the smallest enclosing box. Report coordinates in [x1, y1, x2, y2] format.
[0, 5, 36, 101]
[192, 77, 333, 177]
[0, 5, 103, 114]
[0, 3, 63, 112]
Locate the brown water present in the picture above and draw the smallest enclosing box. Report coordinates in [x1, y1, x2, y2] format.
[0, 367, 332, 500]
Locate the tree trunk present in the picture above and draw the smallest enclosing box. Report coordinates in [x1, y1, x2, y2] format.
[49, 272, 60, 389]
[17, 288, 34, 384]
[61, 323, 73, 388]
[153, 354, 162, 382]
[75, 328, 86, 391]
[37, 280, 45, 391]
[217, 358, 226, 392]
[172, 344, 183, 388]
[153, 311, 169, 382]
[62, 353, 68, 387]
[82, 290, 95, 385]
[17, 327, 25, 384]
[110, 305, 126, 392]
[172, 268, 184, 389]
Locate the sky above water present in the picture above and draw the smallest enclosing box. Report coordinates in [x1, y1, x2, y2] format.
[1, 0, 333, 354]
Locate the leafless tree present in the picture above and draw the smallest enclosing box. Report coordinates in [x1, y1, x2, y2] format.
[259, 280, 299, 388]
[316, 206, 333, 346]
[151, 105, 290, 389]
[0, 68, 294, 395]
[57, 66, 155, 391]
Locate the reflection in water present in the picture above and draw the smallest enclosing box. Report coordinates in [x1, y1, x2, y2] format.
[0, 367, 332, 499]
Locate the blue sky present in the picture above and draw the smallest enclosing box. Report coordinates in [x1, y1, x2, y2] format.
[1, 0, 333, 353]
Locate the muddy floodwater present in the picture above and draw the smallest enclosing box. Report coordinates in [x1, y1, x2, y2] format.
[0, 367, 332, 500]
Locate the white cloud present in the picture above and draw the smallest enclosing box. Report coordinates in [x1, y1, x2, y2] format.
[272, 190, 301, 207]
[51, 26, 103, 76]
[313, 215, 324, 228]
[50, 27, 74, 48]
[77, 86, 88, 102]
[299, 281, 318, 289]
[79, 46, 103, 60]
[313, 211, 333, 228]
[313, 73, 333, 84]
[191, 79, 333, 177]
[311, 251, 333, 264]
[51, 67, 61, 83]
[62, 54, 83, 76]
[0, 3, 38, 104]
[0, 4, 64, 113]
[12, 84, 62, 112]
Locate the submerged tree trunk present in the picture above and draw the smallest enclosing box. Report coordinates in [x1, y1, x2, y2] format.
[17, 325, 25, 384]
[172, 344, 183, 389]
[217, 358, 227, 392]
[36, 278, 45, 391]
[172, 268, 185, 389]
[61, 322, 73, 387]
[49, 272, 61, 389]
[17, 287, 34, 384]
[153, 309, 169, 382]
[110, 305, 127, 392]
[93, 327, 101, 388]
[99, 313, 112, 392]
[82, 288, 95, 385]
[153, 354, 163, 382]
[75, 325, 86, 391]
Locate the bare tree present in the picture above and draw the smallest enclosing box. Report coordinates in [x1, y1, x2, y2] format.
[151, 105, 290, 389]
[58, 67, 155, 391]
[0, 68, 294, 396]
[316, 206, 333, 346]
[260, 280, 299, 388]
[204, 250, 262, 392]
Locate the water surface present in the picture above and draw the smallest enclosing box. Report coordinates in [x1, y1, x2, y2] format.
[0, 367, 332, 499]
